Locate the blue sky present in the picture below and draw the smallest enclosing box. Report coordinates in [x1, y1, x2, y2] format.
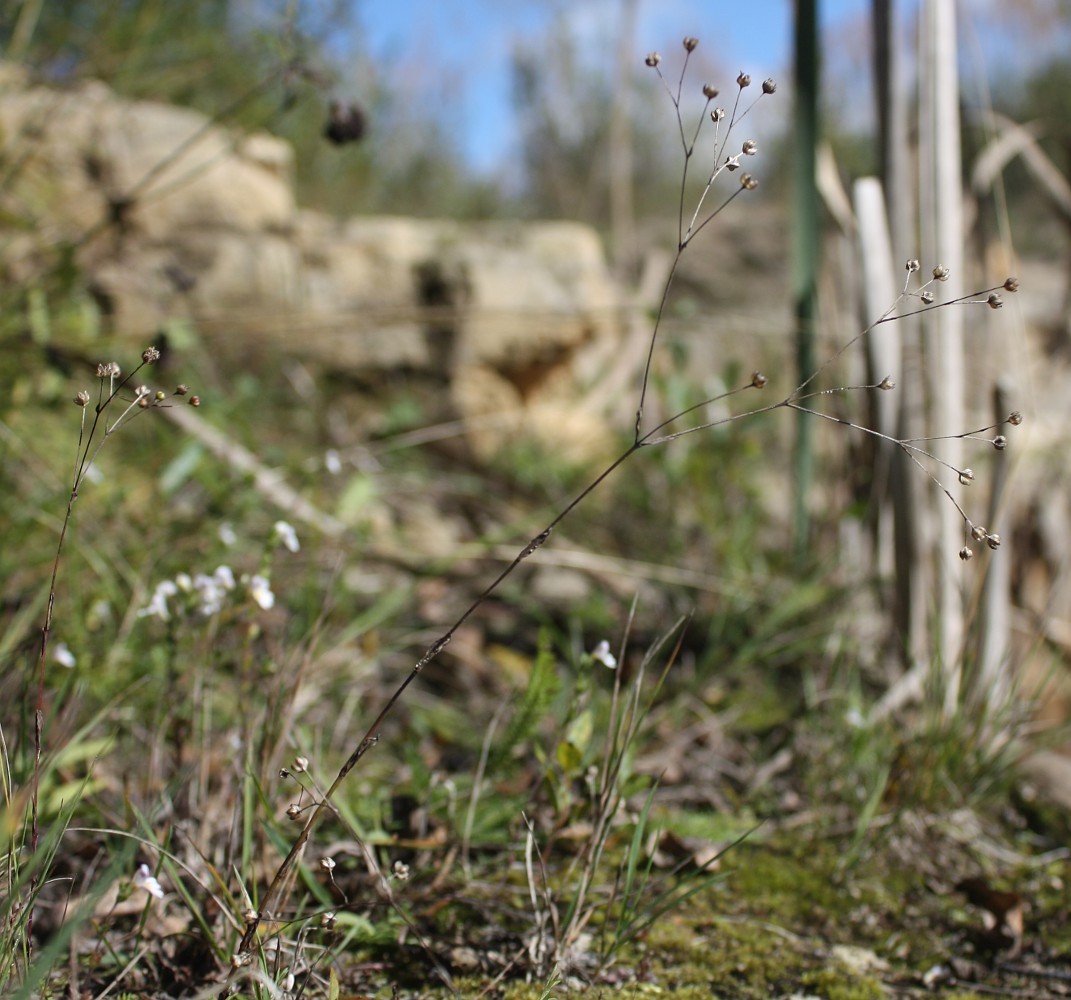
[350, 0, 1047, 176]
[356, 0, 869, 174]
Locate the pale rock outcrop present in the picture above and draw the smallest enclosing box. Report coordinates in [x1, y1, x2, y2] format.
[0, 67, 625, 459]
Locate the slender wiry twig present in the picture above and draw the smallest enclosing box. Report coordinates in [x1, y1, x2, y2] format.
[228, 40, 1019, 975]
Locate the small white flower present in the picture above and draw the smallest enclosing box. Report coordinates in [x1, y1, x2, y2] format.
[213, 565, 236, 590]
[133, 863, 165, 900]
[88, 598, 113, 627]
[591, 640, 617, 670]
[392, 859, 410, 881]
[193, 573, 226, 615]
[248, 574, 275, 610]
[324, 450, 342, 475]
[138, 580, 179, 621]
[53, 642, 76, 669]
[845, 707, 867, 729]
[273, 521, 300, 553]
[174, 572, 193, 592]
[218, 523, 237, 546]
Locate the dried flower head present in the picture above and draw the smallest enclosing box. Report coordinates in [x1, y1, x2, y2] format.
[286, 803, 302, 819]
[74, 389, 90, 407]
[986, 533, 1001, 549]
[293, 755, 309, 773]
[683, 36, 698, 51]
[740, 174, 759, 191]
[710, 107, 726, 122]
[987, 292, 1003, 309]
[742, 139, 758, 155]
[906, 259, 921, 273]
[878, 375, 896, 391]
[142, 346, 161, 364]
[324, 101, 367, 146]
[320, 857, 336, 872]
[993, 435, 1007, 450]
[243, 907, 258, 925]
[959, 546, 973, 562]
[971, 525, 987, 541]
[645, 52, 661, 67]
[96, 361, 120, 379]
[321, 911, 337, 930]
[932, 265, 950, 281]
[921, 290, 935, 305]
[737, 71, 751, 88]
[762, 78, 777, 94]
[1008, 411, 1023, 426]
[958, 468, 975, 485]
[751, 370, 768, 389]
[1003, 276, 1019, 292]
[702, 84, 719, 99]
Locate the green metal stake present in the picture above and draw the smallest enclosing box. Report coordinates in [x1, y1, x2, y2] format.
[793, 0, 820, 564]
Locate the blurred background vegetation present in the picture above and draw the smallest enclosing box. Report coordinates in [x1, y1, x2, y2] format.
[1, 0, 1070, 994]
[6, 0, 1070, 234]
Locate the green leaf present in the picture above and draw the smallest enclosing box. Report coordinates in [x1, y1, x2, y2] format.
[555, 739, 582, 774]
[565, 707, 593, 755]
[159, 441, 205, 495]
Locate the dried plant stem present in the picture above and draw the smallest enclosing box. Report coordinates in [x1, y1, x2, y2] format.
[229, 47, 1018, 976]
[29, 356, 161, 942]
[232, 269, 1015, 969]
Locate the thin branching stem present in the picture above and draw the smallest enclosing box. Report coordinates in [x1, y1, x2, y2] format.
[30, 354, 161, 943]
[227, 45, 1020, 977]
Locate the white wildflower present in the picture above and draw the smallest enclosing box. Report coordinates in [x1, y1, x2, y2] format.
[248, 574, 275, 610]
[53, 642, 76, 669]
[324, 450, 342, 475]
[193, 573, 226, 615]
[845, 707, 867, 729]
[591, 640, 617, 670]
[218, 523, 237, 546]
[138, 579, 179, 621]
[87, 598, 113, 628]
[273, 521, 300, 553]
[133, 863, 165, 900]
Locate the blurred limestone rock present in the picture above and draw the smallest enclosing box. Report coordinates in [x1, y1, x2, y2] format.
[0, 67, 625, 461]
